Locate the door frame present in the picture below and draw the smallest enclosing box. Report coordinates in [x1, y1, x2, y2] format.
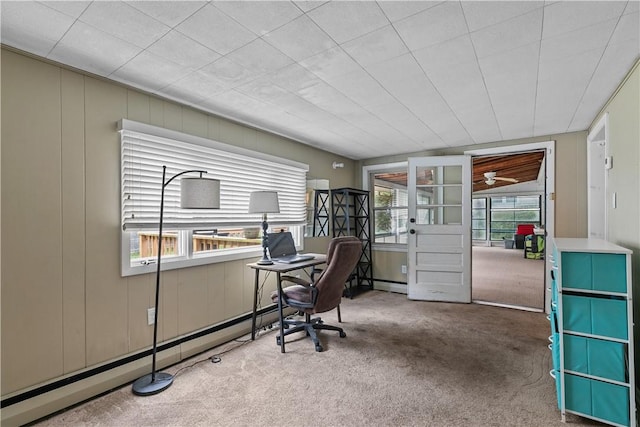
[465, 141, 556, 313]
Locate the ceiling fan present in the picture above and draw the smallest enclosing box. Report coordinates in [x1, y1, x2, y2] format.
[483, 171, 519, 185]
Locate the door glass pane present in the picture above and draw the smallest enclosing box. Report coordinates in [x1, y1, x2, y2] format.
[415, 186, 462, 206]
[416, 206, 462, 225]
[416, 165, 462, 185]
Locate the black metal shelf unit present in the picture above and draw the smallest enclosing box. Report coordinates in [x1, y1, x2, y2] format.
[328, 187, 373, 297]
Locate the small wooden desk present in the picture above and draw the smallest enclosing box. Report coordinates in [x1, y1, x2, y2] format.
[248, 254, 326, 353]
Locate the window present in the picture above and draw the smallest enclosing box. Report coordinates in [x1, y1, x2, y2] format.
[372, 171, 408, 244]
[472, 198, 487, 240]
[119, 119, 308, 276]
[489, 195, 541, 240]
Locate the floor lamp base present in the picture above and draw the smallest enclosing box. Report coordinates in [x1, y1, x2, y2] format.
[132, 372, 174, 396]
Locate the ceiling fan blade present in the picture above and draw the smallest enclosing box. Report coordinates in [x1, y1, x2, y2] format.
[494, 177, 519, 183]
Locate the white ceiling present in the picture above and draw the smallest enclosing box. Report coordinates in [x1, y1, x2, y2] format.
[2, 1, 638, 160]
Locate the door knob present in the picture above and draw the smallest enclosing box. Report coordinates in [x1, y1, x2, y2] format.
[410, 218, 415, 223]
[410, 229, 416, 234]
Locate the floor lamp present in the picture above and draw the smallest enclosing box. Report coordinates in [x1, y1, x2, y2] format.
[248, 191, 280, 265]
[132, 166, 220, 396]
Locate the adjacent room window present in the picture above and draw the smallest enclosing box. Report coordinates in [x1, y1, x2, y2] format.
[120, 119, 308, 276]
[372, 171, 408, 244]
[471, 198, 487, 240]
[489, 195, 541, 241]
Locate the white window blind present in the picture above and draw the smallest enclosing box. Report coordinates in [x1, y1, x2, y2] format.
[119, 120, 308, 231]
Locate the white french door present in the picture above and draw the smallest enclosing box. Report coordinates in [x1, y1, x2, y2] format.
[407, 156, 471, 302]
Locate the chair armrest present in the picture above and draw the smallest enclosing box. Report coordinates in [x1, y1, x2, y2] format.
[281, 275, 312, 287]
[277, 276, 317, 308]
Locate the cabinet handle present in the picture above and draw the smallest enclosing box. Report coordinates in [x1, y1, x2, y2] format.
[549, 369, 556, 379]
[548, 343, 553, 351]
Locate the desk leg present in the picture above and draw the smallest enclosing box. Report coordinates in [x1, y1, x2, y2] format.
[276, 272, 286, 353]
[251, 269, 259, 341]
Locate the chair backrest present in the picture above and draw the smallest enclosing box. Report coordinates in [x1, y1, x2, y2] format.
[313, 236, 362, 313]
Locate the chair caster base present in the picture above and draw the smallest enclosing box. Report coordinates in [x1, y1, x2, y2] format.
[339, 331, 346, 338]
[315, 344, 323, 352]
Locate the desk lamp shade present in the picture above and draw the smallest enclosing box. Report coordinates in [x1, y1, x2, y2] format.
[132, 167, 219, 397]
[181, 177, 220, 209]
[248, 190, 280, 214]
[249, 191, 280, 265]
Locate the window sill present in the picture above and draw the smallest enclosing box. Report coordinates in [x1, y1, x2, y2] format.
[122, 247, 264, 277]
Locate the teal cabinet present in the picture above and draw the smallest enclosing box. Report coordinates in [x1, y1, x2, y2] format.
[549, 238, 634, 427]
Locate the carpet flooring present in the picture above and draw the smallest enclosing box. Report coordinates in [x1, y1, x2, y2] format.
[35, 291, 599, 427]
[472, 246, 545, 310]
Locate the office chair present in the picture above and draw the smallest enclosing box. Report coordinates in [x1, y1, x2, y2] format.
[271, 236, 362, 352]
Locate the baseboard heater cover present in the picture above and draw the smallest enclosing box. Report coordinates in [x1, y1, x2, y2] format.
[1, 304, 277, 409]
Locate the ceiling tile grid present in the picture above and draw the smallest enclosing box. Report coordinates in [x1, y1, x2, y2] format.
[1, 0, 638, 160]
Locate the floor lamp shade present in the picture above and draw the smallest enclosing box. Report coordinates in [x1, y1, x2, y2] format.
[249, 191, 280, 265]
[132, 167, 219, 397]
[181, 177, 220, 209]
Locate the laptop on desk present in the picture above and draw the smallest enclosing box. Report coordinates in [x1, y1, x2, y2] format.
[267, 232, 315, 264]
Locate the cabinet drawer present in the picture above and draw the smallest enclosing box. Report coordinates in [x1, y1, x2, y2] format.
[564, 373, 630, 426]
[562, 294, 628, 339]
[563, 334, 627, 382]
[561, 252, 627, 292]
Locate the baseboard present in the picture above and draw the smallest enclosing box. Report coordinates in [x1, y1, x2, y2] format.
[1, 309, 285, 427]
[374, 280, 407, 294]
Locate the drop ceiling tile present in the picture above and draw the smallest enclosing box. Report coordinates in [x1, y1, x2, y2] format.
[426, 62, 491, 111]
[540, 17, 617, 63]
[625, 1, 640, 14]
[394, 1, 468, 51]
[198, 57, 258, 88]
[471, 8, 543, 58]
[413, 34, 476, 74]
[269, 63, 323, 92]
[307, 1, 389, 44]
[377, 1, 443, 23]
[40, 1, 91, 18]
[367, 54, 430, 97]
[79, 1, 170, 49]
[126, 1, 207, 27]
[1, 1, 75, 57]
[264, 15, 336, 61]
[479, 41, 539, 109]
[112, 51, 192, 92]
[461, 1, 543, 32]
[570, 38, 640, 130]
[162, 70, 229, 104]
[235, 78, 293, 106]
[146, 31, 221, 70]
[455, 102, 502, 142]
[299, 47, 362, 80]
[296, 81, 362, 116]
[292, 1, 328, 13]
[342, 25, 409, 67]
[224, 38, 293, 75]
[609, 11, 640, 47]
[542, 1, 627, 39]
[49, 21, 142, 76]
[263, 15, 336, 61]
[478, 41, 540, 82]
[538, 46, 603, 84]
[325, 70, 395, 108]
[493, 102, 535, 138]
[213, 1, 302, 36]
[176, 4, 256, 55]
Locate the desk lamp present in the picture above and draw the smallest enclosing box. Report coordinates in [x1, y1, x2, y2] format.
[249, 191, 280, 265]
[132, 166, 220, 396]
